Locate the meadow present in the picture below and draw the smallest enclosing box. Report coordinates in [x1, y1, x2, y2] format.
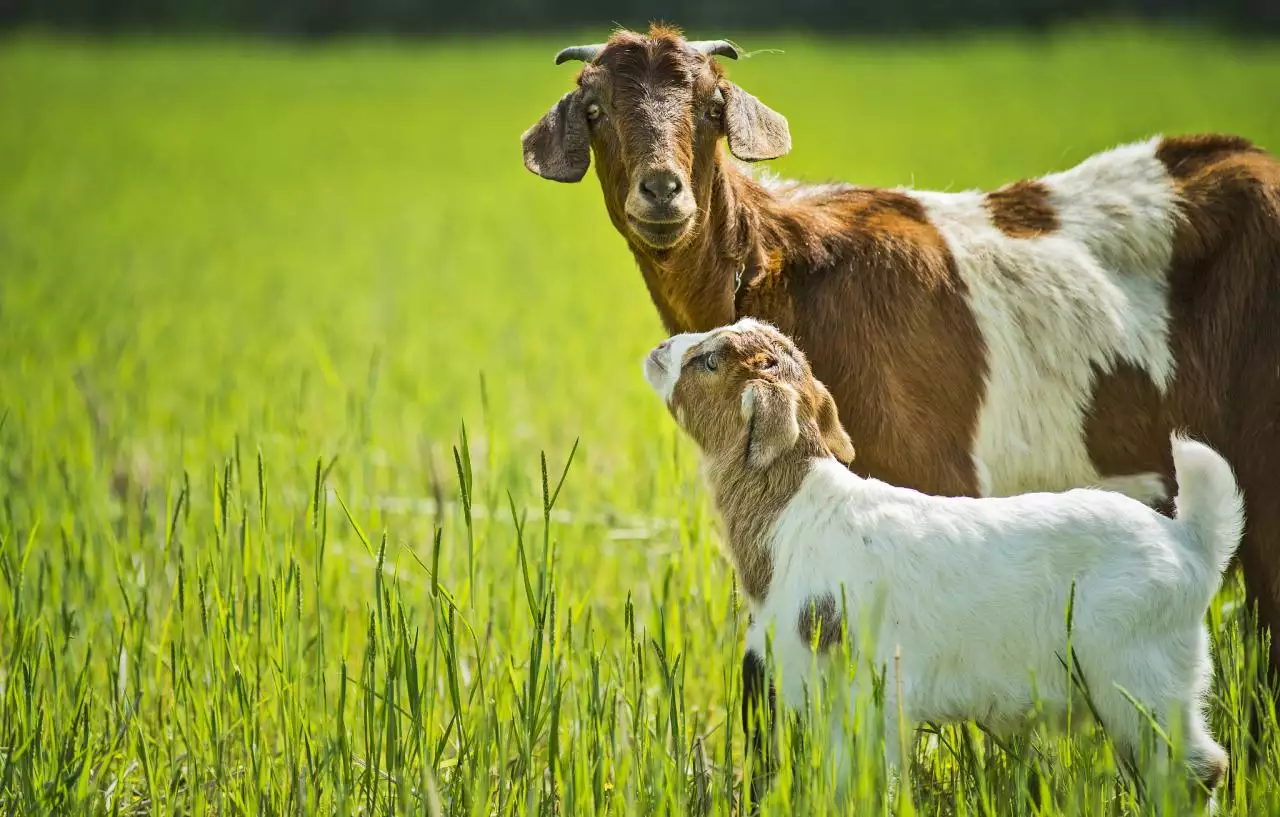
[3, 25, 1280, 814]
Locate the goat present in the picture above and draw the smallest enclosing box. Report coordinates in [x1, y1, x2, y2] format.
[644, 317, 1242, 799]
[521, 25, 1280, 678]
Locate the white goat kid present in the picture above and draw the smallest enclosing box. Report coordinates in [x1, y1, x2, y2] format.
[644, 317, 1242, 800]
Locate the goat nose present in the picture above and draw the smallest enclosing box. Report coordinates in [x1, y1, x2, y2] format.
[639, 172, 682, 205]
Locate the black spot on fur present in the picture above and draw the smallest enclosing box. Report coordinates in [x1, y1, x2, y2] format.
[797, 592, 843, 652]
[742, 651, 773, 738]
[741, 650, 776, 803]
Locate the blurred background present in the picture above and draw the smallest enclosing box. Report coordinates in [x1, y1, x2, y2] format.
[3, 2, 1280, 813]
[2, 0, 1278, 36]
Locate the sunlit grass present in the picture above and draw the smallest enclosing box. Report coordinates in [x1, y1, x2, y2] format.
[1, 25, 1279, 814]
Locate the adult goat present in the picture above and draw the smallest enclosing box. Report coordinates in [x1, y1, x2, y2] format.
[520, 26, 1280, 676]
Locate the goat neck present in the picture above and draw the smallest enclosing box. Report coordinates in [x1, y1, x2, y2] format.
[612, 151, 787, 334]
[700, 433, 829, 605]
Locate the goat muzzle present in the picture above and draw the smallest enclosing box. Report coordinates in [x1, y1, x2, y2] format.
[626, 169, 696, 249]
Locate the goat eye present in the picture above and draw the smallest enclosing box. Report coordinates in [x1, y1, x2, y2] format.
[760, 357, 777, 370]
[708, 88, 726, 119]
[585, 103, 602, 121]
[703, 353, 719, 372]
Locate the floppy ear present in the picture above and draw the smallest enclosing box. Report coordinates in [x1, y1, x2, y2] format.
[723, 83, 791, 162]
[812, 379, 856, 466]
[521, 91, 591, 182]
[741, 380, 800, 469]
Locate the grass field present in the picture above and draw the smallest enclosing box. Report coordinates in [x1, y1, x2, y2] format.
[3, 25, 1280, 815]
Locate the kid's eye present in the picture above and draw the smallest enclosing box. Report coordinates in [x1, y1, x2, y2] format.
[703, 353, 719, 372]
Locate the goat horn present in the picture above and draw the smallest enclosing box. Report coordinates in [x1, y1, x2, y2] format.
[554, 44, 604, 65]
[688, 40, 740, 59]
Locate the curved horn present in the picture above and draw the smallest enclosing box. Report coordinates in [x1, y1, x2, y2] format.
[554, 44, 604, 65]
[688, 40, 740, 59]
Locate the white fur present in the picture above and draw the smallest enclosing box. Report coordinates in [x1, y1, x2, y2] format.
[749, 434, 1241, 791]
[643, 328, 718, 401]
[903, 138, 1181, 502]
[1096, 472, 1170, 506]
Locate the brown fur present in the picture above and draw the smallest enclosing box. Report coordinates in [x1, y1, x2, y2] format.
[525, 28, 1280, 675]
[668, 323, 854, 603]
[985, 179, 1060, 237]
[535, 29, 989, 498]
[1078, 134, 1280, 669]
[797, 592, 843, 653]
[1082, 361, 1176, 515]
[1165, 135, 1280, 669]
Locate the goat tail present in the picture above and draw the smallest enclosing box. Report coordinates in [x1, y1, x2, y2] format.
[1171, 433, 1245, 580]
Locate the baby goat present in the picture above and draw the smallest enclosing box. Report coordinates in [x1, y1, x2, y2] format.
[643, 318, 1242, 797]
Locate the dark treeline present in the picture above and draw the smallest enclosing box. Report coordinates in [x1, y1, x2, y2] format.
[2, 0, 1278, 37]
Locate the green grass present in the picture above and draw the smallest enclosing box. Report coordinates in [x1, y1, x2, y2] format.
[2, 24, 1280, 815]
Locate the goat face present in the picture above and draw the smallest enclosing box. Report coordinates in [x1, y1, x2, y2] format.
[522, 27, 792, 251]
[644, 319, 854, 467]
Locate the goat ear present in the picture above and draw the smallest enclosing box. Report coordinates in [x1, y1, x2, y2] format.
[521, 91, 591, 182]
[812, 379, 855, 465]
[723, 83, 791, 162]
[741, 380, 800, 469]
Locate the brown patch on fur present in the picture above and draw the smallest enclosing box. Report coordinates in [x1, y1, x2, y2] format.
[1075, 134, 1280, 688]
[1085, 135, 1279, 529]
[693, 181, 988, 498]
[797, 593, 843, 652]
[1146, 133, 1280, 674]
[985, 179, 1060, 238]
[1083, 361, 1175, 514]
[667, 323, 855, 603]
[772, 187, 986, 497]
[1156, 133, 1258, 179]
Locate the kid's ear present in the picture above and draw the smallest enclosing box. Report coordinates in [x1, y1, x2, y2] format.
[812, 379, 855, 465]
[741, 380, 800, 469]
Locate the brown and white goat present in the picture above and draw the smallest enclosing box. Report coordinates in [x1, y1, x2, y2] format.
[645, 318, 1240, 798]
[520, 27, 1280, 672]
